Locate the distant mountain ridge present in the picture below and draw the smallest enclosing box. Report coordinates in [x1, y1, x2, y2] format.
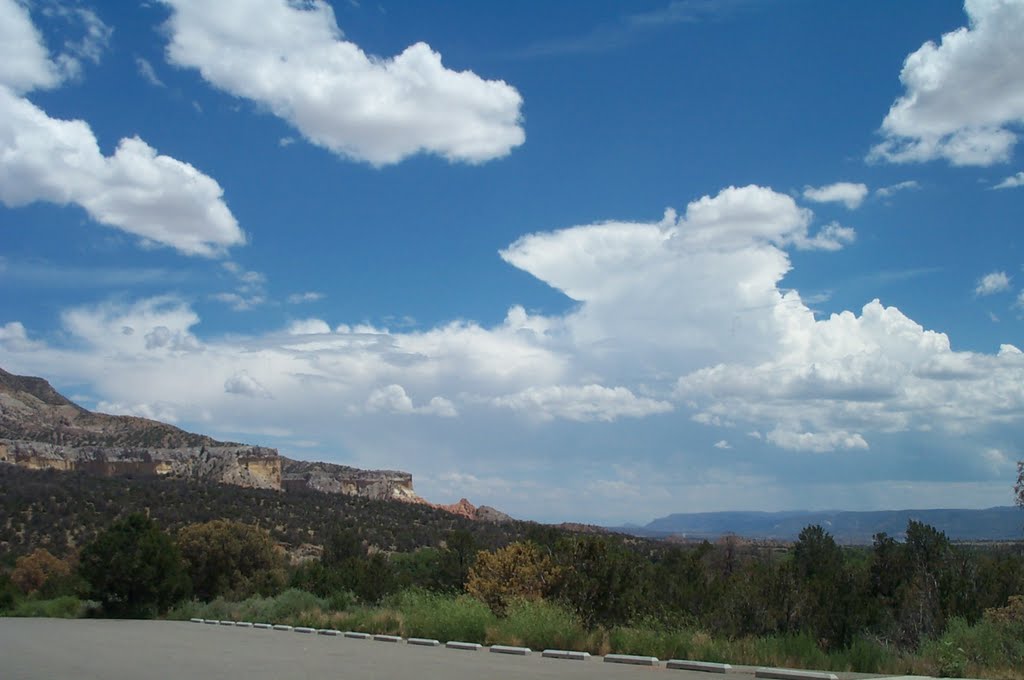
[625, 507, 1023, 543]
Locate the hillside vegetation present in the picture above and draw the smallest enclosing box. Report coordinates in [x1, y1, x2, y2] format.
[3, 465, 1023, 678]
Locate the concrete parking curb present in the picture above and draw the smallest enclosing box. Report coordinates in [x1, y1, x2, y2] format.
[373, 634, 402, 643]
[605, 654, 659, 666]
[407, 638, 441, 646]
[344, 631, 371, 639]
[756, 668, 839, 680]
[490, 645, 531, 655]
[667, 659, 732, 673]
[446, 641, 482, 651]
[542, 649, 590, 660]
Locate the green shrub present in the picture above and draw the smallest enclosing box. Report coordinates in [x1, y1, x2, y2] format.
[393, 589, 493, 642]
[496, 599, 587, 650]
[835, 636, 897, 674]
[609, 626, 688, 660]
[8, 596, 87, 618]
[166, 588, 328, 625]
[922, 615, 1024, 677]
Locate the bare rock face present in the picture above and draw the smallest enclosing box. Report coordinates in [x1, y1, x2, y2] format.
[0, 367, 512, 519]
[0, 366, 281, 490]
[280, 457, 421, 502]
[0, 440, 282, 490]
[431, 498, 513, 523]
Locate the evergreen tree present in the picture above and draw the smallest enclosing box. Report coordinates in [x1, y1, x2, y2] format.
[78, 514, 189, 617]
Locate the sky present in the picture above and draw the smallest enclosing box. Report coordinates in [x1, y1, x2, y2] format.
[1, 0, 1023, 525]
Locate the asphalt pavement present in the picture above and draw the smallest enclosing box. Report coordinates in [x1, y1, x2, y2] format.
[1, 618, 897, 680]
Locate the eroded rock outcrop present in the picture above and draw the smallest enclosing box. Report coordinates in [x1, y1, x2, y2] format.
[0, 367, 511, 518]
[431, 497, 513, 523]
[0, 439, 281, 489]
[280, 457, 421, 502]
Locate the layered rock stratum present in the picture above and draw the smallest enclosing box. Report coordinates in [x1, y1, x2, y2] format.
[0, 367, 408, 501]
[0, 367, 512, 520]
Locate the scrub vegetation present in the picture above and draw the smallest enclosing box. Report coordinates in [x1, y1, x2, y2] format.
[2, 466, 1023, 679]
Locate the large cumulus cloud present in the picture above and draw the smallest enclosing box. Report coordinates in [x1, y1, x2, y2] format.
[160, 0, 525, 166]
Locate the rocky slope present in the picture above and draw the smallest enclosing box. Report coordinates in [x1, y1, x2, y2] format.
[0, 367, 510, 520]
[433, 497, 513, 523]
[280, 458, 419, 502]
[0, 367, 407, 501]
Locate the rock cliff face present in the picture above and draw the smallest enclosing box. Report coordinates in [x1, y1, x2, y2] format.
[0, 367, 414, 502]
[0, 367, 513, 519]
[280, 458, 420, 502]
[0, 439, 281, 489]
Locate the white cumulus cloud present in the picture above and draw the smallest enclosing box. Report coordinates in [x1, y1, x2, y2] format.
[0, 0, 244, 257]
[3, 184, 1023, 517]
[870, 0, 1024, 166]
[365, 384, 457, 417]
[975, 271, 1011, 296]
[802, 182, 869, 209]
[224, 371, 271, 398]
[160, 0, 525, 166]
[492, 384, 672, 422]
[766, 428, 869, 453]
[677, 299, 1024, 450]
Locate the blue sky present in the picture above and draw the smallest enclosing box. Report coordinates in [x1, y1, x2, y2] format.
[1, 0, 1023, 524]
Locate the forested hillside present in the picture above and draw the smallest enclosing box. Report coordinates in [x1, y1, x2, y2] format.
[0, 466, 524, 561]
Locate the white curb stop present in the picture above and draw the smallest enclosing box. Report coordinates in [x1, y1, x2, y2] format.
[234, 622, 253, 628]
[272, 624, 293, 632]
[219, 620, 235, 626]
[374, 634, 402, 643]
[344, 631, 371, 639]
[189, 618, 204, 623]
[407, 638, 441, 647]
[605, 654, 659, 666]
[756, 668, 839, 680]
[667, 660, 733, 673]
[253, 623, 272, 629]
[294, 627, 316, 634]
[490, 645, 531, 655]
[317, 629, 341, 636]
[446, 641, 482, 651]
[542, 649, 590, 660]
[203, 619, 219, 625]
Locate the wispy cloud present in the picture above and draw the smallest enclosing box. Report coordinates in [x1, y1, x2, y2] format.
[135, 57, 164, 87]
[287, 291, 324, 304]
[993, 172, 1024, 190]
[875, 180, 920, 198]
[513, 0, 754, 58]
[212, 261, 267, 310]
[0, 257, 190, 288]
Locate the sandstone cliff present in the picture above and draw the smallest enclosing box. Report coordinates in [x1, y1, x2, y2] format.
[0, 367, 514, 519]
[0, 439, 281, 489]
[280, 457, 420, 502]
[0, 367, 412, 501]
